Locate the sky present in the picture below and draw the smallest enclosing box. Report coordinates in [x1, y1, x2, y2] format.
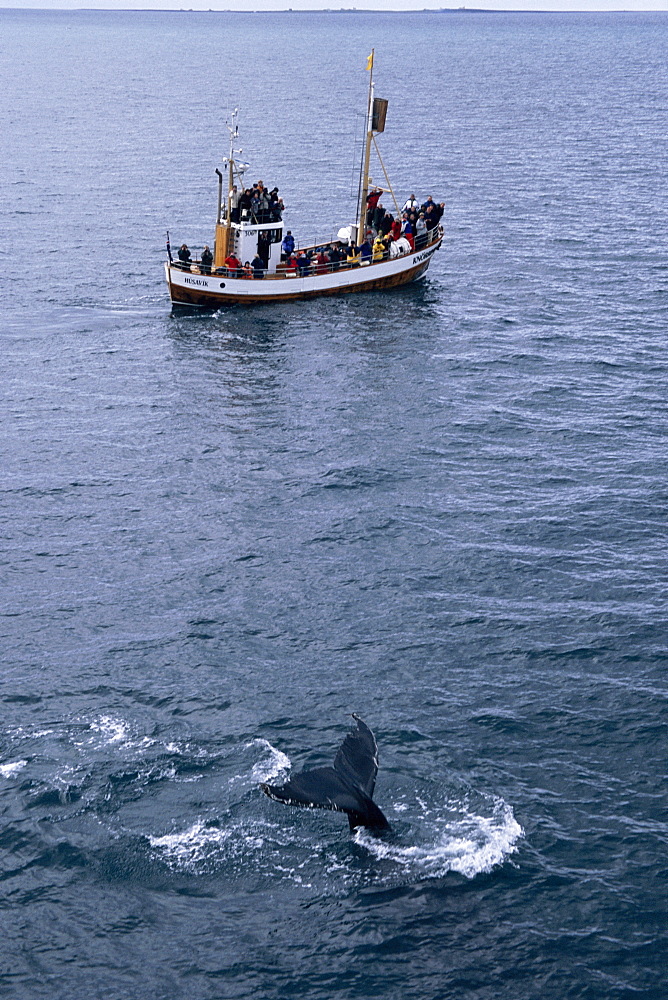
[1, 1, 666, 10]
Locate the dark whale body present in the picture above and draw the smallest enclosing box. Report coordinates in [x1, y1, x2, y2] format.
[260, 714, 390, 832]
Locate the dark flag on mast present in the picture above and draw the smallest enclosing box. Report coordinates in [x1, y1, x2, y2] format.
[166, 231, 173, 262]
[372, 98, 388, 134]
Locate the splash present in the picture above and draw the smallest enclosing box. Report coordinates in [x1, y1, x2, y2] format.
[354, 795, 522, 879]
[0, 760, 28, 779]
[248, 738, 291, 784]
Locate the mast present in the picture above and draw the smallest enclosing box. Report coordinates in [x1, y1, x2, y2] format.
[215, 108, 240, 269]
[226, 109, 238, 225]
[356, 49, 375, 245]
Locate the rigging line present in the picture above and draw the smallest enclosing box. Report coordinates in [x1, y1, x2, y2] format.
[372, 135, 400, 216]
[349, 111, 366, 199]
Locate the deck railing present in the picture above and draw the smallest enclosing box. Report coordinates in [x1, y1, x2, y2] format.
[171, 228, 442, 280]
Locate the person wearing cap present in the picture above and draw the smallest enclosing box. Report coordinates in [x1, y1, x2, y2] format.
[200, 245, 213, 275]
[177, 244, 191, 271]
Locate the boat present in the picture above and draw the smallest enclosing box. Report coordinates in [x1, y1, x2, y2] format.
[164, 52, 443, 309]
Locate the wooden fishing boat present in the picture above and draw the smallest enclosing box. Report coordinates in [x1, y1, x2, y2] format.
[164, 52, 443, 309]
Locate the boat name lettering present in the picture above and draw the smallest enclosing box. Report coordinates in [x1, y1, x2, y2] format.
[413, 249, 434, 264]
[184, 276, 209, 287]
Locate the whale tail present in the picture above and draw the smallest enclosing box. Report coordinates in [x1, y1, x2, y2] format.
[260, 714, 390, 832]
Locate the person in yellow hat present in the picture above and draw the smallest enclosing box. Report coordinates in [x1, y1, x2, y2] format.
[372, 234, 386, 261]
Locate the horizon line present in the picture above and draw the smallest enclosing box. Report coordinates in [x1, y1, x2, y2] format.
[1, 5, 662, 10]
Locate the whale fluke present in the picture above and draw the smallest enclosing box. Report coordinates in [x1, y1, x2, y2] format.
[260, 714, 390, 832]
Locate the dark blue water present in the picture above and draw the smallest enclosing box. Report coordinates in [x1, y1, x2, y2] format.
[1, 10, 667, 999]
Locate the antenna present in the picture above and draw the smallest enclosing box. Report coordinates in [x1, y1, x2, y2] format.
[225, 107, 241, 163]
[223, 108, 244, 225]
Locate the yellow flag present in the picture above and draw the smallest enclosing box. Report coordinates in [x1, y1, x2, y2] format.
[366, 51, 374, 72]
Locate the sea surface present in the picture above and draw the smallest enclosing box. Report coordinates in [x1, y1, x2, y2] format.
[1, 9, 667, 999]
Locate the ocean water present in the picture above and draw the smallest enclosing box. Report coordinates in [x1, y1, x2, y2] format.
[1, 9, 667, 999]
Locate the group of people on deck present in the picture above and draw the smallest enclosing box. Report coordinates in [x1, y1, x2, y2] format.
[228, 181, 284, 225]
[220, 252, 267, 279]
[366, 188, 444, 252]
[177, 243, 213, 274]
[174, 188, 443, 279]
[279, 233, 366, 276]
[266, 189, 443, 278]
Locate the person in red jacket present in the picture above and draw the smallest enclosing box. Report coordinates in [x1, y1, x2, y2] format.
[314, 249, 329, 275]
[224, 253, 243, 277]
[365, 187, 382, 226]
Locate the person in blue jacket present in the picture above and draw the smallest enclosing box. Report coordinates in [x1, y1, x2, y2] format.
[359, 237, 372, 264]
[297, 250, 311, 276]
[281, 230, 295, 261]
[251, 254, 265, 279]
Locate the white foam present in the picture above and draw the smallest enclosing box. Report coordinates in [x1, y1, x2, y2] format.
[149, 821, 232, 869]
[0, 760, 27, 779]
[74, 716, 160, 755]
[7, 726, 54, 740]
[148, 818, 287, 875]
[74, 715, 131, 747]
[53, 764, 77, 787]
[92, 715, 129, 743]
[249, 738, 291, 784]
[354, 797, 522, 880]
